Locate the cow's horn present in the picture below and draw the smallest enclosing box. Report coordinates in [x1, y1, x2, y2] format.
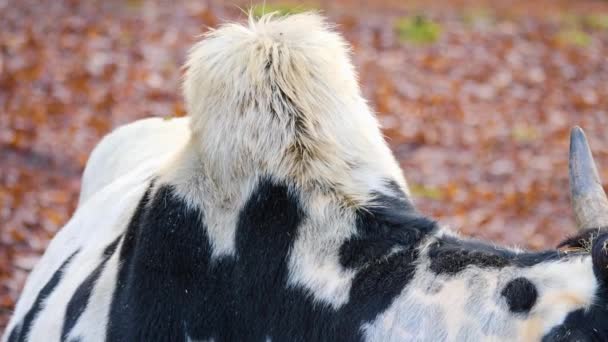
[569, 126, 608, 230]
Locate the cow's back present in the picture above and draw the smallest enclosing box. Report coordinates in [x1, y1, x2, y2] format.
[78, 117, 190, 207]
[4, 118, 189, 341]
[4, 12, 415, 341]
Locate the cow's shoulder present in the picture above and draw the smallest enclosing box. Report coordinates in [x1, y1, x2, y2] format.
[79, 116, 190, 206]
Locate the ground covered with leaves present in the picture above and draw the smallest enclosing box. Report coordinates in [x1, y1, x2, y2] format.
[3, 0, 608, 331]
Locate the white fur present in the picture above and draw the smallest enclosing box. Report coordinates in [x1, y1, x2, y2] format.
[5, 162, 154, 341]
[65, 242, 122, 340]
[522, 257, 597, 337]
[286, 192, 358, 308]
[79, 116, 190, 206]
[182, 12, 408, 208]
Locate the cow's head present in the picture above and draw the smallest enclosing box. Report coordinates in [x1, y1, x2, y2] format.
[544, 127, 608, 341]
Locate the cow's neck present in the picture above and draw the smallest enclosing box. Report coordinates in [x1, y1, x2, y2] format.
[170, 129, 409, 212]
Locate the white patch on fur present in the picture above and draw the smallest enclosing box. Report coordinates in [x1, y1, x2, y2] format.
[79, 117, 190, 207]
[519, 256, 597, 338]
[287, 192, 358, 308]
[66, 239, 123, 341]
[160, 142, 262, 258]
[363, 232, 599, 341]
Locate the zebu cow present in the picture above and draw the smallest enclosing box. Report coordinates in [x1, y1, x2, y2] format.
[4, 12, 608, 341]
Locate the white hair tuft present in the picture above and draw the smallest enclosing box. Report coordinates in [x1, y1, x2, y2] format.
[182, 12, 408, 206]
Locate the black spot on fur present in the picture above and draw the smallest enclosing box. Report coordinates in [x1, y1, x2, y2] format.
[61, 236, 121, 341]
[428, 236, 562, 275]
[12, 250, 78, 342]
[105, 177, 427, 341]
[501, 277, 537, 314]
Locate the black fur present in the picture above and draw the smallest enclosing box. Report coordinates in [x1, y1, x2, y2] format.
[542, 241, 608, 342]
[542, 306, 608, 342]
[501, 277, 538, 314]
[345, 249, 419, 324]
[105, 177, 428, 341]
[10, 251, 79, 342]
[6, 322, 20, 342]
[383, 179, 412, 206]
[61, 236, 121, 341]
[428, 238, 510, 274]
[591, 233, 608, 285]
[106, 183, 154, 340]
[557, 227, 608, 250]
[340, 181, 433, 269]
[428, 235, 562, 275]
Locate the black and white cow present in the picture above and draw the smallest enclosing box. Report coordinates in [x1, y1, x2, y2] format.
[4, 12, 608, 341]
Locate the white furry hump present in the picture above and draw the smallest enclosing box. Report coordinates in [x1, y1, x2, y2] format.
[184, 12, 356, 131]
[183, 12, 408, 206]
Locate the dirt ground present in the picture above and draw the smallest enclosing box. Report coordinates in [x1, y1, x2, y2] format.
[3, 0, 608, 331]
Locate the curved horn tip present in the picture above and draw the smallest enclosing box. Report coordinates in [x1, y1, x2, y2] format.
[569, 126, 601, 195]
[571, 125, 584, 136]
[570, 126, 590, 160]
[570, 126, 589, 151]
[569, 126, 608, 229]
[570, 126, 585, 152]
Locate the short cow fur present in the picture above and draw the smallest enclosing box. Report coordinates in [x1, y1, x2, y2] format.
[4, 13, 608, 342]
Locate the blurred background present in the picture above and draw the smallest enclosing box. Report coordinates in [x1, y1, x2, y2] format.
[3, 0, 608, 330]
